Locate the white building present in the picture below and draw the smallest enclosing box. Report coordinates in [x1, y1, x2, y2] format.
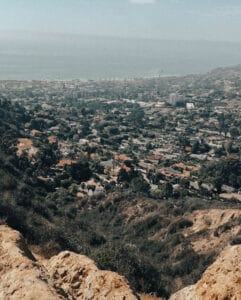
[168, 93, 179, 105]
[186, 103, 195, 110]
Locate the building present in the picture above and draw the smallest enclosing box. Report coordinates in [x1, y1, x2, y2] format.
[168, 93, 179, 105]
[186, 103, 195, 110]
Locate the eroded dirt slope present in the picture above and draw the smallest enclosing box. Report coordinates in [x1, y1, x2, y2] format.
[170, 245, 241, 300]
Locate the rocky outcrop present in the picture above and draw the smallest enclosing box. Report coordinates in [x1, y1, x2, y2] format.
[44, 251, 138, 300]
[169, 285, 197, 300]
[0, 225, 60, 300]
[0, 225, 138, 299]
[183, 209, 241, 253]
[170, 245, 241, 300]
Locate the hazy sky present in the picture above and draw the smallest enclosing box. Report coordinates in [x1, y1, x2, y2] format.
[1, 0, 241, 42]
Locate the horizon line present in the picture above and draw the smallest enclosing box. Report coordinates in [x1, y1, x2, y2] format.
[1, 29, 241, 45]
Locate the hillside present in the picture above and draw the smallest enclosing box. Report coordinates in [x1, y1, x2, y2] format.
[0, 224, 138, 300]
[1, 67, 241, 298]
[170, 245, 241, 299]
[1, 224, 241, 300]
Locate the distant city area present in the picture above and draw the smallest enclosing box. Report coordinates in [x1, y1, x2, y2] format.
[1, 65, 241, 200]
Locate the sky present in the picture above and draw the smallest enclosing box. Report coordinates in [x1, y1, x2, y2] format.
[0, 0, 241, 42]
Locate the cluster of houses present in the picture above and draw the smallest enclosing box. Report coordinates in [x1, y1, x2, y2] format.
[2, 66, 241, 200]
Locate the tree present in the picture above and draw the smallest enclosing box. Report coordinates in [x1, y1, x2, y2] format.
[128, 108, 146, 127]
[230, 127, 239, 139]
[35, 141, 60, 172]
[130, 177, 150, 194]
[161, 182, 173, 198]
[66, 160, 92, 182]
[200, 158, 241, 189]
[81, 120, 91, 137]
[192, 141, 200, 154]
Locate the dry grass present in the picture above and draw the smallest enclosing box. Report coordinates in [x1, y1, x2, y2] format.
[56, 159, 77, 167]
[140, 294, 163, 300]
[16, 138, 38, 157]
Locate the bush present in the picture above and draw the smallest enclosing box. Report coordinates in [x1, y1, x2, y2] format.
[88, 232, 106, 246]
[0, 171, 17, 190]
[168, 219, 193, 234]
[92, 244, 166, 297]
[230, 236, 241, 245]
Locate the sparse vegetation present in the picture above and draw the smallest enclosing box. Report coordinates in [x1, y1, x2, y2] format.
[1, 65, 241, 297]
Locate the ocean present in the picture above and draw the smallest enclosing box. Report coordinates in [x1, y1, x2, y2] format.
[0, 34, 241, 80]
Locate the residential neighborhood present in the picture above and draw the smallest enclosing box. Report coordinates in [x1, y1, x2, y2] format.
[1, 65, 241, 201]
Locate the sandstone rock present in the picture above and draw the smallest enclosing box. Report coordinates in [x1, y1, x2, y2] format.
[195, 245, 241, 300]
[170, 245, 241, 300]
[183, 209, 241, 253]
[0, 225, 138, 300]
[44, 251, 138, 300]
[169, 285, 198, 300]
[0, 225, 60, 300]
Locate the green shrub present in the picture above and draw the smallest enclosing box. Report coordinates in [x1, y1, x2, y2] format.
[230, 236, 241, 245]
